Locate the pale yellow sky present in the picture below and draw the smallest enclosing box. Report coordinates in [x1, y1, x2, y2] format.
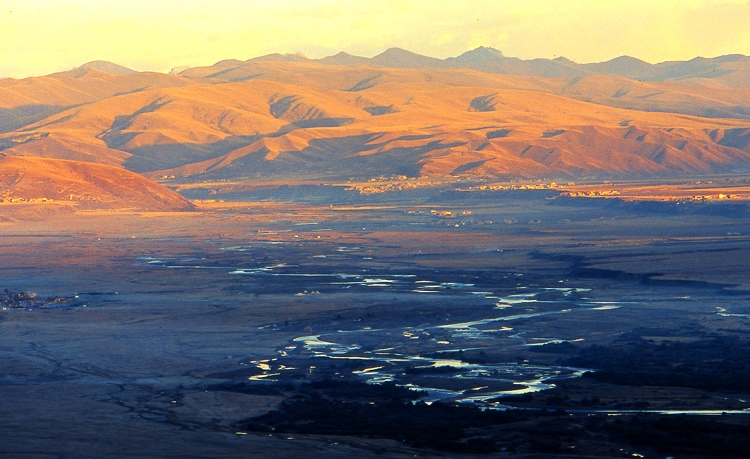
[2, 0, 750, 78]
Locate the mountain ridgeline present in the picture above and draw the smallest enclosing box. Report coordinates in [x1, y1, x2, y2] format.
[2, 47, 750, 208]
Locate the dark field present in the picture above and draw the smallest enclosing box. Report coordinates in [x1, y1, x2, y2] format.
[1, 186, 750, 458]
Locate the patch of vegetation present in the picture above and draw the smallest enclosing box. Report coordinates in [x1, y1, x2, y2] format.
[307, 379, 425, 401]
[607, 415, 750, 457]
[235, 379, 527, 453]
[567, 337, 750, 391]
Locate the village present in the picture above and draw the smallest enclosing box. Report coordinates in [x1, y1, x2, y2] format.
[0, 196, 53, 203]
[561, 189, 749, 202]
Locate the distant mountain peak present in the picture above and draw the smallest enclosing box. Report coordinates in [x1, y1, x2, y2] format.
[76, 61, 135, 75]
[454, 46, 506, 62]
[582, 55, 655, 79]
[371, 48, 444, 68]
[375, 47, 421, 58]
[213, 59, 244, 67]
[247, 53, 310, 64]
[607, 55, 651, 66]
[553, 56, 575, 64]
[318, 51, 369, 65]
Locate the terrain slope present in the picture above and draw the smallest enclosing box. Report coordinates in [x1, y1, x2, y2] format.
[1, 49, 750, 201]
[0, 155, 194, 211]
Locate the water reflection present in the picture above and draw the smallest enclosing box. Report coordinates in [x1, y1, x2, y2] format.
[136, 250, 622, 407]
[251, 287, 623, 408]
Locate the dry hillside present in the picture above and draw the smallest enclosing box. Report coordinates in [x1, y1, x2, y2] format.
[1, 48, 750, 203]
[0, 155, 194, 211]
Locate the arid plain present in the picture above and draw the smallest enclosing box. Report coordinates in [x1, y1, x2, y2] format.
[2, 49, 750, 458]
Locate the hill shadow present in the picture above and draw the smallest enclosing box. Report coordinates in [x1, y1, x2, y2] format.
[0, 105, 68, 135]
[99, 98, 171, 150]
[123, 135, 260, 173]
[192, 134, 463, 181]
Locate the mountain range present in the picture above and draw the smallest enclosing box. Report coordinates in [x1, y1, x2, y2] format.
[2, 47, 750, 209]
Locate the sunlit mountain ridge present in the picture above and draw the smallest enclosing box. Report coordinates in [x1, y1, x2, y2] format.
[1, 47, 750, 208]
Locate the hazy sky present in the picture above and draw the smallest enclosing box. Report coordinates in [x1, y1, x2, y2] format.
[2, 0, 750, 78]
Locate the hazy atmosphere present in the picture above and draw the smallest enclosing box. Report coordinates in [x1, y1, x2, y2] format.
[5, 1, 750, 458]
[2, 0, 750, 77]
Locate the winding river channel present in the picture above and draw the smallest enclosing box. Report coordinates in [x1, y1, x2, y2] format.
[242, 275, 618, 407]
[137, 246, 750, 415]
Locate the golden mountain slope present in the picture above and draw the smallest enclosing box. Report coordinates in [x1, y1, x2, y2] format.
[2, 56, 750, 184]
[0, 64, 196, 135]
[0, 155, 194, 210]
